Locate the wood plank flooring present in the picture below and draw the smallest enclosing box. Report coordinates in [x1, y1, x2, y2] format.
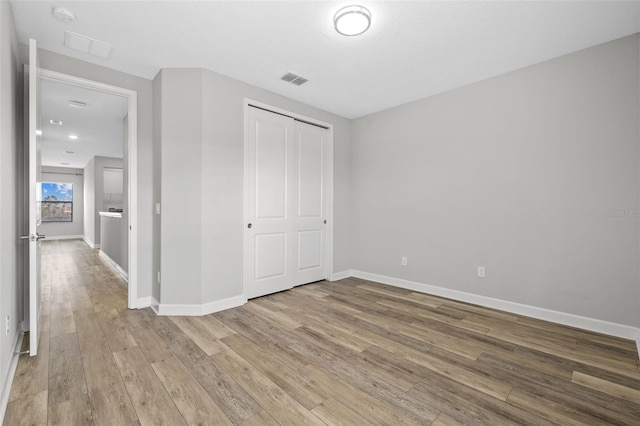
[4, 239, 640, 425]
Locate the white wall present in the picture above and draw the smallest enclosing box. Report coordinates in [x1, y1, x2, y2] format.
[350, 35, 640, 328]
[155, 68, 352, 307]
[22, 46, 154, 301]
[40, 166, 83, 238]
[0, 0, 22, 413]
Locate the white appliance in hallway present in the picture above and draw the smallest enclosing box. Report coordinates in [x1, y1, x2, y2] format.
[245, 106, 330, 299]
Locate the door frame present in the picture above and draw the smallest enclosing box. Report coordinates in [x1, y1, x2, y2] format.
[39, 68, 140, 309]
[242, 99, 334, 300]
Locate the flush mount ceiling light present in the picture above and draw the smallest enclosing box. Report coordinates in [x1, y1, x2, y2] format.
[52, 7, 75, 23]
[69, 134, 78, 140]
[334, 5, 371, 36]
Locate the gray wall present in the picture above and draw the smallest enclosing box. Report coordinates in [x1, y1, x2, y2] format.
[40, 166, 83, 238]
[83, 156, 124, 245]
[152, 72, 162, 303]
[94, 156, 123, 245]
[23, 47, 155, 301]
[0, 0, 22, 409]
[155, 68, 352, 306]
[83, 157, 95, 246]
[122, 116, 129, 273]
[350, 35, 640, 327]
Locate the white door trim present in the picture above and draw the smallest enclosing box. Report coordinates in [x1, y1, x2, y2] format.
[38, 68, 140, 309]
[243, 99, 334, 300]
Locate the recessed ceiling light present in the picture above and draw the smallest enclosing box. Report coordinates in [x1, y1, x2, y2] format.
[334, 5, 371, 36]
[35, 129, 42, 136]
[68, 100, 86, 108]
[69, 134, 78, 140]
[50, 119, 63, 125]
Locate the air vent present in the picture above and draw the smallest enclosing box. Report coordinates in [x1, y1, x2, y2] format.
[281, 72, 308, 86]
[64, 31, 114, 58]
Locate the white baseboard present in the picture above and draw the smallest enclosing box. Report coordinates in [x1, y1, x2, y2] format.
[157, 294, 246, 316]
[133, 296, 151, 309]
[330, 270, 353, 281]
[42, 234, 84, 241]
[98, 251, 128, 282]
[0, 332, 24, 424]
[82, 236, 99, 249]
[351, 270, 640, 342]
[636, 338, 640, 359]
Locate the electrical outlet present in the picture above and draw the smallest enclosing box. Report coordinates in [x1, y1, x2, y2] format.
[5, 315, 9, 336]
[477, 266, 486, 278]
[401, 257, 407, 266]
[155, 203, 161, 215]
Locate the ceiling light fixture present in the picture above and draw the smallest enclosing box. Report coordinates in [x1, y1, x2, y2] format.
[334, 5, 371, 36]
[50, 119, 63, 125]
[52, 7, 75, 23]
[68, 100, 86, 108]
[69, 134, 78, 140]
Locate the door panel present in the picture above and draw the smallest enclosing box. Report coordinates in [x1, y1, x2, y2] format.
[255, 233, 287, 280]
[246, 108, 295, 298]
[255, 120, 288, 219]
[28, 38, 42, 356]
[293, 121, 326, 285]
[297, 130, 323, 217]
[297, 230, 322, 271]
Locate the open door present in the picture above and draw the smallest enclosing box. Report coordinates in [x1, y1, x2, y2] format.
[26, 38, 44, 356]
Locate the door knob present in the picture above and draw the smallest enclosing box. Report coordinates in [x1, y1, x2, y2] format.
[247, 223, 252, 229]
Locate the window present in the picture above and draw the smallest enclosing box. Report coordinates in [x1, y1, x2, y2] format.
[41, 182, 73, 222]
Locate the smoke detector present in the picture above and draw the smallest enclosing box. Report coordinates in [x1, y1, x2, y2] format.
[53, 7, 75, 23]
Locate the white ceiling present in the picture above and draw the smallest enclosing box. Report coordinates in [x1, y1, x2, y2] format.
[10, 1, 640, 119]
[40, 78, 127, 168]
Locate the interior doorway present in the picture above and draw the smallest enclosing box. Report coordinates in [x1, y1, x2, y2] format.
[38, 68, 139, 309]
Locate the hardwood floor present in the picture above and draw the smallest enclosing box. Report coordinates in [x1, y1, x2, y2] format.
[4, 239, 640, 425]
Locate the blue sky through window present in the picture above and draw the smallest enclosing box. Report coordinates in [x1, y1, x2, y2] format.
[42, 182, 73, 201]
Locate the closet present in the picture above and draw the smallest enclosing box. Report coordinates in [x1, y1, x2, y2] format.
[245, 106, 330, 298]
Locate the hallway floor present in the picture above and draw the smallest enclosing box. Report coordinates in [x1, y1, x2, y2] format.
[4, 239, 640, 425]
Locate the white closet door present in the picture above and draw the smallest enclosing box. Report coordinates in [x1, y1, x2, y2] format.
[293, 121, 326, 285]
[246, 108, 295, 298]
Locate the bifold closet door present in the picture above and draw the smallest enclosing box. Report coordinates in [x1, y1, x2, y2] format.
[246, 107, 327, 299]
[246, 108, 296, 299]
[293, 121, 326, 286]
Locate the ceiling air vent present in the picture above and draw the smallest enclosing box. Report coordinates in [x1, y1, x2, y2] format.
[281, 72, 308, 86]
